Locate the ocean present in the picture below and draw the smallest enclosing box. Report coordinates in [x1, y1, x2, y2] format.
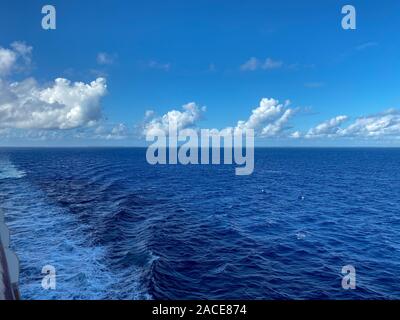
[0, 148, 400, 300]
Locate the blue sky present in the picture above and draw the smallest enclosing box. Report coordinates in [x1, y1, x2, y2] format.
[0, 0, 400, 146]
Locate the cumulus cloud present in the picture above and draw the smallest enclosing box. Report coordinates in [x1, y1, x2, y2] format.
[0, 42, 32, 76]
[0, 77, 107, 130]
[303, 110, 400, 139]
[143, 102, 206, 136]
[240, 57, 283, 71]
[0, 48, 17, 76]
[0, 42, 107, 131]
[305, 115, 348, 138]
[234, 98, 294, 137]
[0, 76, 107, 130]
[10, 42, 32, 64]
[143, 98, 294, 138]
[338, 109, 400, 138]
[261, 109, 294, 137]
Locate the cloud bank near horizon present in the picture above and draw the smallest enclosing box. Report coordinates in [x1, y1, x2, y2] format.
[297, 110, 400, 140]
[1, 41, 400, 145]
[0, 42, 108, 132]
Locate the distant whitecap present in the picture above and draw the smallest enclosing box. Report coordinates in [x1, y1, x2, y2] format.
[0, 158, 26, 180]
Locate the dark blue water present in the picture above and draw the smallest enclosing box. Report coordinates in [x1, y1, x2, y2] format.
[1, 148, 400, 299]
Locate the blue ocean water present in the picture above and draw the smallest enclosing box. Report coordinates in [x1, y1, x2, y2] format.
[1, 148, 400, 300]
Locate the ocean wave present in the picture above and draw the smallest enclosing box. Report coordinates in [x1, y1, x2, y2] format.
[1, 171, 147, 299]
[0, 158, 26, 180]
[2, 148, 400, 299]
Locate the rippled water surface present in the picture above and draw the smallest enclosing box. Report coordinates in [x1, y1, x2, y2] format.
[1, 148, 400, 299]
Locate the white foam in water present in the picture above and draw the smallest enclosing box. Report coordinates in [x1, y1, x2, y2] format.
[0, 158, 26, 180]
[1, 171, 146, 299]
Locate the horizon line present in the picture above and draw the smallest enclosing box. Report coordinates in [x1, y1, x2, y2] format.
[1, 146, 400, 149]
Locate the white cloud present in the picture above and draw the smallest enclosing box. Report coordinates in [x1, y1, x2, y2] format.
[107, 123, 128, 140]
[11, 42, 32, 64]
[338, 109, 400, 138]
[93, 123, 128, 140]
[141, 100, 400, 142]
[0, 77, 107, 130]
[0, 48, 17, 76]
[355, 42, 378, 51]
[263, 58, 283, 70]
[97, 52, 115, 65]
[0, 42, 32, 76]
[291, 131, 301, 139]
[0, 127, 66, 141]
[240, 57, 283, 71]
[306, 115, 348, 138]
[240, 57, 259, 71]
[143, 98, 294, 139]
[148, 60, 171, 71]
[0, 42, 107, 131]
[144, 110, 155, 119]
[0, 122, 130, 142]
[303, 110, 400, 139]
[143, 102, 206, 136]
[261, 108, 294, 137]
[234, 98, 294, 137]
